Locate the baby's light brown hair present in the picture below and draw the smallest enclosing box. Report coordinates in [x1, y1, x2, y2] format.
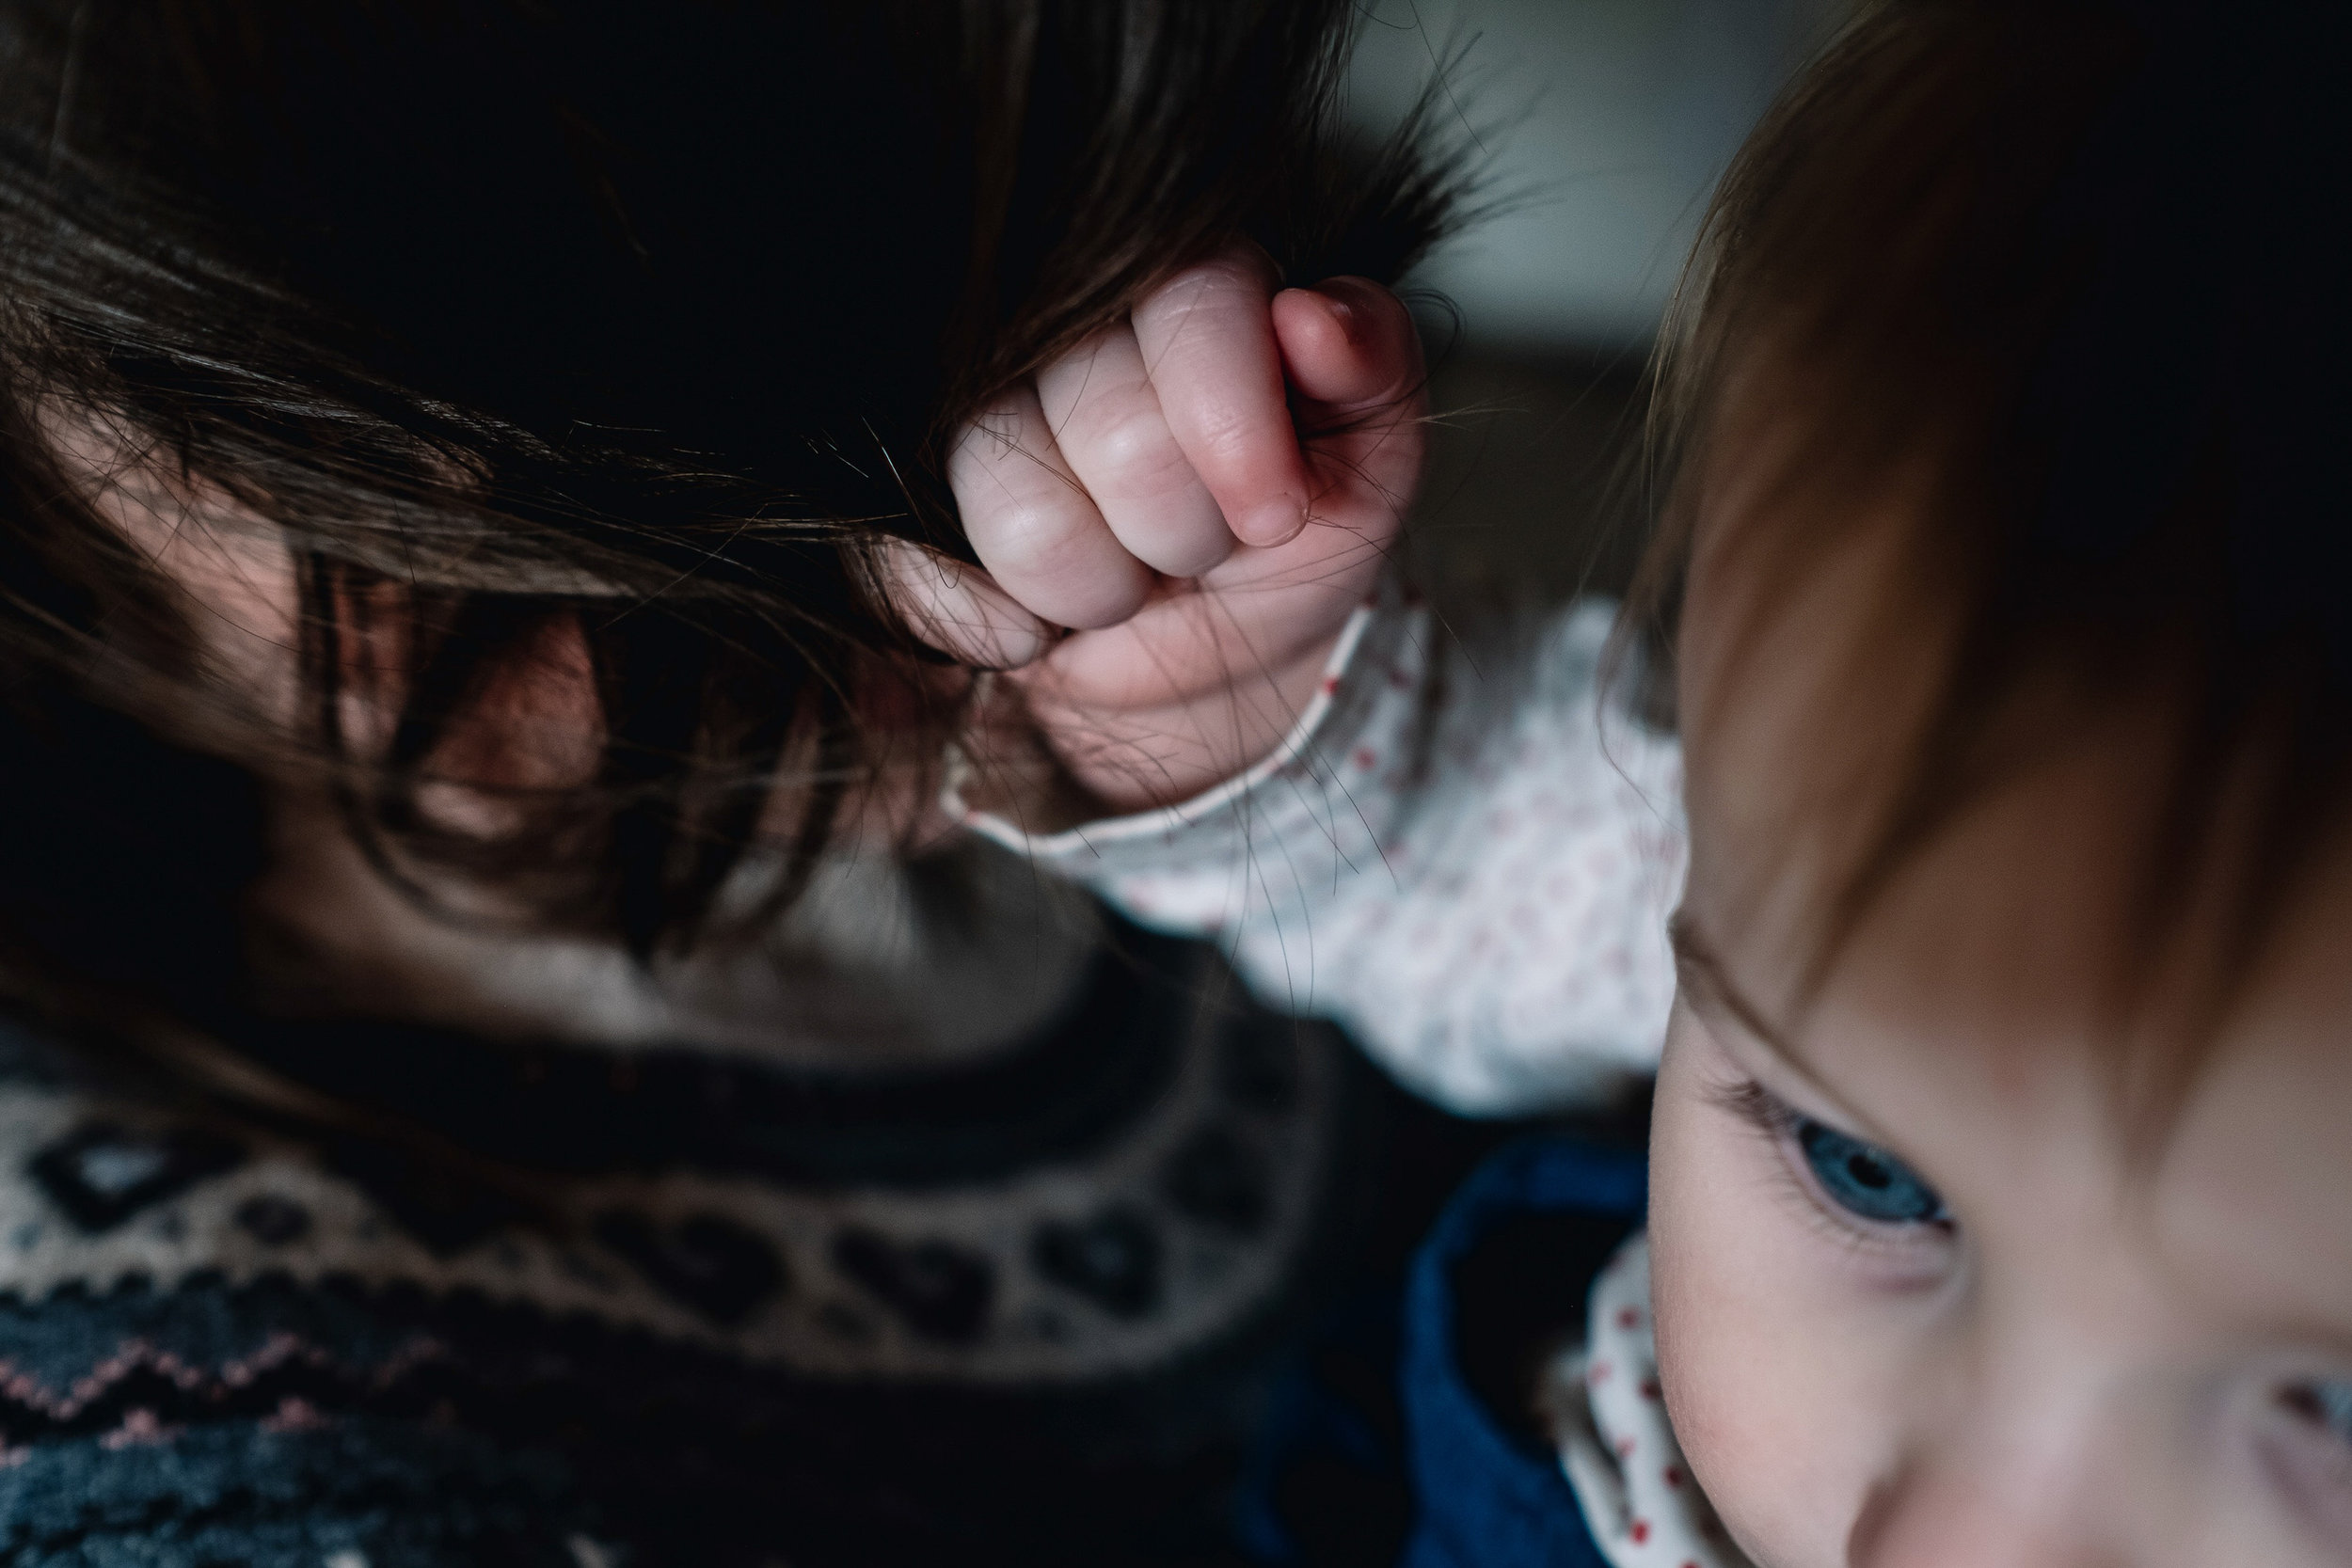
[1628, 0, 2352, 1130]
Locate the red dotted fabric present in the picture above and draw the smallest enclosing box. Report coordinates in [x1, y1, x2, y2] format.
[957, 579, 1686, 1116]
[1551, 1238, 1753, 1568]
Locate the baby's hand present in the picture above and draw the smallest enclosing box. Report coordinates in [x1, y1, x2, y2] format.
[895, 244, 1424, 815]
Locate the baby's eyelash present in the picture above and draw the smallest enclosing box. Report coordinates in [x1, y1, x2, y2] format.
[1708, 1076, 1802, 1141]
[1708, 1075, 1956, 1259]
[1708, 1076, 1837, 1212]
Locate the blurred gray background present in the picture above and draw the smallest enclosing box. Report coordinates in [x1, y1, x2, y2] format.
[1344, 0, 1845, 601]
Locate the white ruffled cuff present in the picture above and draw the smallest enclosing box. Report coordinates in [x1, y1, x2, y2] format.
[943, 576, 1433, 931]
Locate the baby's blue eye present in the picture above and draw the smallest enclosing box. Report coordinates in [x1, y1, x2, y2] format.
[2285, 1381, 2352, 1445]
[1795, 1119, 1947, 1226]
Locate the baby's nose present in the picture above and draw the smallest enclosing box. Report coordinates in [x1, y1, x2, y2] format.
[1844, 1410, 2124, 1568]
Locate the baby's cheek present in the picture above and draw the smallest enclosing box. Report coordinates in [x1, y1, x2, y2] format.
[1651, 1176, 1810, 1558]
[1650, 1029, 1867, 1566]
[1652, 1272, 1821, 1565]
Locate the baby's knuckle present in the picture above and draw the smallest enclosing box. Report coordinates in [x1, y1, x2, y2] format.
[1194, 413, 1265, 468]
[970, 497, 1073, 571]
[1062, 385, 1156, 445]
[1089, 410, 1185, 477]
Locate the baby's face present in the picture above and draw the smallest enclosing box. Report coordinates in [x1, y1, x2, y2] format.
[1647, 458, 2352, 1565]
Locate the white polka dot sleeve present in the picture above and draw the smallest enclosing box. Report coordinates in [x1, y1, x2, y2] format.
[1550, 1238, 1753, 1568]
[947, 580, 1687, 1116]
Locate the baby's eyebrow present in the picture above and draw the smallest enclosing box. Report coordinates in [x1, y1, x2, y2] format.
[1668, 911, 1816, 1080]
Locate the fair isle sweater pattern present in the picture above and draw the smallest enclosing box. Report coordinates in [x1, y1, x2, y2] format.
[0, 919, 1365, 1566]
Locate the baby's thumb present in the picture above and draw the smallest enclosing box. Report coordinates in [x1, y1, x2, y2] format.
[1271, 277, 1422, 414]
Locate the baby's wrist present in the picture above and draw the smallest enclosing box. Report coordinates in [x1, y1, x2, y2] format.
[1041, 633, 1341, 817]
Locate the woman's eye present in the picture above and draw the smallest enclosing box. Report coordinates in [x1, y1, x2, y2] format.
[1794, 1118, 1947, 1226]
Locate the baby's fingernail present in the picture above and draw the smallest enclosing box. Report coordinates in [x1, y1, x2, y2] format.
[1316, 278, 1384, 338]
[1240, 499, 1307, 546]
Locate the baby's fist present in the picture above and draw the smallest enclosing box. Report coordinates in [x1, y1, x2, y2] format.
[898, 243, 1424, 816]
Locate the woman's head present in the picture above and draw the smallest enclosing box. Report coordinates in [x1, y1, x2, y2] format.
[0, 0, 1451, 1027]
[1630, 1, 2352, 1562]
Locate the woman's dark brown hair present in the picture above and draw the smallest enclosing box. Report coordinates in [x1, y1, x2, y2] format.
[1628, 0, 2352, 1109]
[0, 1, 1454, 1042]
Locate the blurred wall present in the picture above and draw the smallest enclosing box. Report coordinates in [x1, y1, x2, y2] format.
[1348, 0, 1847, 355]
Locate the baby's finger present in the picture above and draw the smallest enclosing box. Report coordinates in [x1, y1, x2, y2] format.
[950, 382, 1154, 631]
[1036, 325, 1234, 578]
[1129, 245, 1312, 549]
[873, 537, 1053, 671]
[1271, 277, 1423, 415]
[1273, 276, 1426, 537]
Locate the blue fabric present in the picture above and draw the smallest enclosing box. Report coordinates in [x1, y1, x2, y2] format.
[1231, 1289, 1412, 1563]
[1399, 1138, 1647, 1568]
